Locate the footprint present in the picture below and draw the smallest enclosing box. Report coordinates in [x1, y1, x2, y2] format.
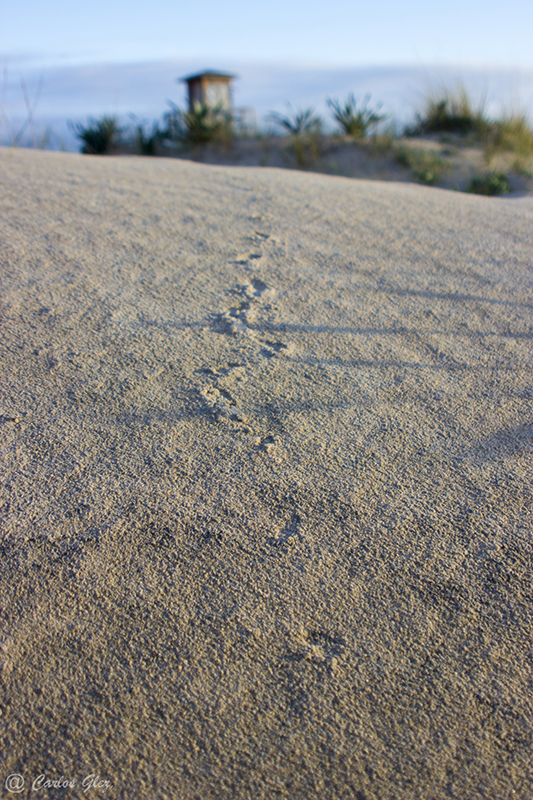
[260, 339, 294, 358]
[258, 434, 277, 453]
[244, 231, 270, 245]
[214, 280, 296, 367]
[215, 281, 276, 338]
[268, 510, 303, 546]
[234, 253, 262, 264]
[248, 278, 270, 297]
[200, 384, 247, 422]
[198, 362, 250, 424]
[233, 230, 272, 263]
[216, 302, 255, 337]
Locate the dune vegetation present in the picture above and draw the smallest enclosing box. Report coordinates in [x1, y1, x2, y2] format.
[5, 81, 533, 196]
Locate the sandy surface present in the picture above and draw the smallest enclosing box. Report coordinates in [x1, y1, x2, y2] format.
[0, 148, 532, 800]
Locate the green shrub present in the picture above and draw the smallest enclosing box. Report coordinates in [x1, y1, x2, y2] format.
[289, 132, 322, 169]
[163, 101, 231, 147]
[70, 115, 122, 154]
[267, 105, 322, 136]
[467, 172, 511, 196]
[267, 105, 323, 169]
[327, 93, 386, 138]
[396, 146, 446, 185]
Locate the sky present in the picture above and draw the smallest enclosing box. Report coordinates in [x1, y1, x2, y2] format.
[2, 0, 533, 69]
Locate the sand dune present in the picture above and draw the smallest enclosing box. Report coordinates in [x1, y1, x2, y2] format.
[1, 148, 532, 799]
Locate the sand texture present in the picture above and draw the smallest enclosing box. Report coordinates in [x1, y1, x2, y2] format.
[0, 148, 532, 800]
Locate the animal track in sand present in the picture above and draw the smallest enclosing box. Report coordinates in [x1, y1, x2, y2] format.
[268, 510, 303, 548]
[234, 253, 262, 264]
[199, 363, 249, 423]
[198, 276, 295, 445]
[248, 231, 270, 242]
[233, 231, 280, 265]
[199, 226, 295, 439]
[214, 279, 277, 339]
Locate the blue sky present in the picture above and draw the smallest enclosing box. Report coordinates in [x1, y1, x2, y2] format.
[2, 0, 533, 69]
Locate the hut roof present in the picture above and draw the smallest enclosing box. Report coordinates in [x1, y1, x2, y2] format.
[180, 70, 237, 84]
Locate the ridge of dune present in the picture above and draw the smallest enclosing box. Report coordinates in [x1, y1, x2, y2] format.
[1, 148, 532, 800]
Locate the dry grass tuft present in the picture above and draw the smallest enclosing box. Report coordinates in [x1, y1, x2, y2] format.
[395, 145, 447, 185]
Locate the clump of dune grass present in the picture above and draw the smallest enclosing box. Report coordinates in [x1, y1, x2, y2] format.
[406, 86, 533, 184]
[408, 86, 488, 137]
[133, 120, 163, 156]
[1, 71, 45, 148]
[267, 104, 322, 136]
[164, 101, 232, 148]
[512, 159, 532, 178]
[70, 115, 123, 155]
[367, 124, 398, 156]
[289, 131, 323, 169]
[267, 105, 323, 169]
[482, 112, 533, 167]
[395, 145, 446, 185]
[467, 171, 511, 196]
[327, 94, 386, 138]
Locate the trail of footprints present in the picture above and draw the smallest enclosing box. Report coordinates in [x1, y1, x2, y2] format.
[197, 232, 307, 550]
[198, 231, 294, 448]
